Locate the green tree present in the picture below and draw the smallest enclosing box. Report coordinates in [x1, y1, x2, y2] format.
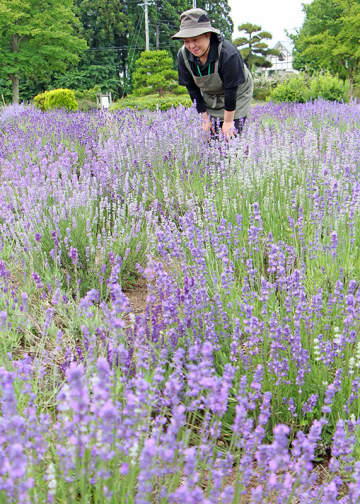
[61, 0, 130, 96]
[0, 0, 87, 103]
[132, 50, 178, 96]
[292, 0, 360, 93]
[233, 23, 280, 71]
[200, 1, 233, 40]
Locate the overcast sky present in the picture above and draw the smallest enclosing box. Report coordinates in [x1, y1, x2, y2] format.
[228, 0, 312, 45]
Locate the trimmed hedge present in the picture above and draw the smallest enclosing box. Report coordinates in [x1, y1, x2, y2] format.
[110, 93, 192, 112]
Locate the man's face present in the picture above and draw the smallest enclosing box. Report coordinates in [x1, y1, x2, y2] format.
[183, 32, 211, 58]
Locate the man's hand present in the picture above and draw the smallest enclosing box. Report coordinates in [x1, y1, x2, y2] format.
[222, 120, 235, 139]
[200, 112, 212, 133]
[222, 109, 236, 140]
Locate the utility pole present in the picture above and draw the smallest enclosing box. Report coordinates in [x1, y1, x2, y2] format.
[139, 0, 152, 50]
[145, 0, 149, 51]
[192, 0, 196, 7]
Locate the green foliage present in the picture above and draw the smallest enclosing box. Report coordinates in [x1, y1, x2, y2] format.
[270, 74, 311, 103]
[33, 91, 48, 111]
[270, 72, 349, 103]
[33, 89, 78, 112]
[74, 85, 101, 111]
[0, 78, 12, 104]
[0, 0, 234, 102]
[171, 84, 189, 96]
[75, 0, 129, 48]
[70, 0, 130, 98]
[0, 0, 87, 104]
[45, 89, 78, 112]
[132, 51, 178, 97]
[253, 73, 290, 101]
[52, 64, 123, 98]
[353, 74, 360, 99]
[0, 75, 50, 104]
[308, 73, 349, 102]
[253, 87, 270, 102]
[291, 0, 360, 94]
[74, 85, 101, 101]
[110, 93, 192, 111]
[233, 23, 280, 71]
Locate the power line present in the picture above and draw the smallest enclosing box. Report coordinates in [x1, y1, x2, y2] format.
[86, 44, 178, 52]
[86, 38, 181, 52]
[127, 15, 144, 67]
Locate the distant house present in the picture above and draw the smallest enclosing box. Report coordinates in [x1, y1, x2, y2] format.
[264, 41, 296, 75]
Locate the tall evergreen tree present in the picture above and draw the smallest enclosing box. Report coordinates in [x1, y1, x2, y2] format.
[0, 0, 87, 103]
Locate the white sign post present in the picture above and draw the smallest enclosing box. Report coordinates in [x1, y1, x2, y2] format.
[100, 96, 110, 109]
[96, 92, 112, 109]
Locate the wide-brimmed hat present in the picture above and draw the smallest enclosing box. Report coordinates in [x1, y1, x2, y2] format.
[171, 8, 220, 39]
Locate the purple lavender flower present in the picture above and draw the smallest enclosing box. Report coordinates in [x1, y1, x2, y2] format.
[69, 247, 78, 266]
[0, 310, 7, 330]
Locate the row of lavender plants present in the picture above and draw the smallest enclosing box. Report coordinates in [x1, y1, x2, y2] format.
[0, 101, 360, 503]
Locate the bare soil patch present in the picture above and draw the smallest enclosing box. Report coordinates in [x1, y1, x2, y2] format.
[124, 276, 148, 316]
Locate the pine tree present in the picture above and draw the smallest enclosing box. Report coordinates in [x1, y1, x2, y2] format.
[233, 23, 280, 71]
[132, 50, 178, 96]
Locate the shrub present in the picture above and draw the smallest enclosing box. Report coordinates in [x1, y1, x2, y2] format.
[353, 74, 360, 99]
[353, 86, 360, 100]
[309, 73, 349, 103]
[132, 50, 178, 97]
[253, 86, 271, 101]
[253, 72, 292, 101]
[270, 72, 349, 103]
[33, 91, 48, 111]
[110, 93, 192, 111]
[270, 74, 311, 103]
[44, 88, 78, 111]
[172, 84, 189, 96]
[34, 88, 78, 112]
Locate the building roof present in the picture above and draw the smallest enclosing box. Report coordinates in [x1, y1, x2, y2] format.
[272, 40, 293, 55]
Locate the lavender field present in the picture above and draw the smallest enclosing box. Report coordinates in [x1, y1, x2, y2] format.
[1, 101, 360, 503]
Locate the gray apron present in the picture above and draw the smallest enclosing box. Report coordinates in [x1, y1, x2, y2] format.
[181, 42, 253, 119]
